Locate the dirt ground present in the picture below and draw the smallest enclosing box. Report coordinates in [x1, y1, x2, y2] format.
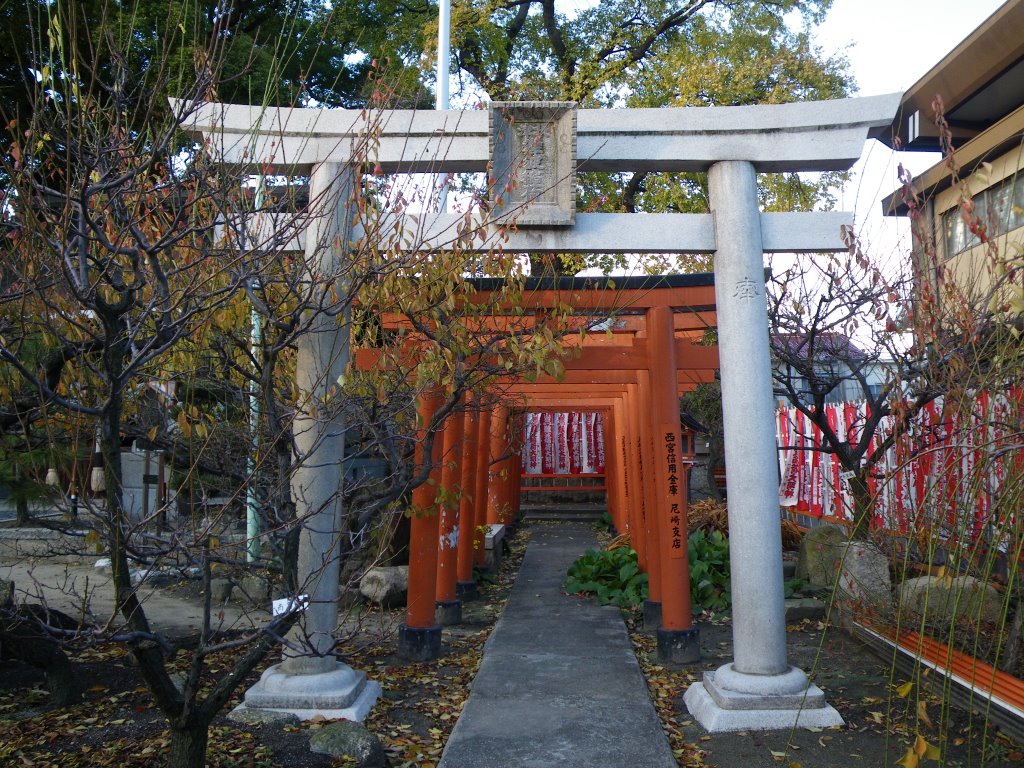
[631, 614, 1023, 768]
[2, 522, 1022, 767]
[0, 531, 528, 767]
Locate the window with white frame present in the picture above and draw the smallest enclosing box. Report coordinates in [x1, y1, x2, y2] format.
[942, 171, 1024, 257]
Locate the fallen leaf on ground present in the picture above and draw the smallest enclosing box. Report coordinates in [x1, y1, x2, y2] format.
[916, 701, 933, 729]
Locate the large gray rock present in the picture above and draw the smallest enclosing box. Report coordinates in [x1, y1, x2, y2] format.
[836, 541, 893, 621]
[170, 671, 190, 695]
[359, 566, 408, 608]
[795, 525, 847, 587]
[238, 575, 271, 607]
[210, 578, 233, 604]
[898, 574, 1004, 625]
[227, 706, 300, 727]
[309, 721, 385, 766]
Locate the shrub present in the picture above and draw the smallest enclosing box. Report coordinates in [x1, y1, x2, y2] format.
[688, 529, 731, 613]
[564, 548, 648, 608]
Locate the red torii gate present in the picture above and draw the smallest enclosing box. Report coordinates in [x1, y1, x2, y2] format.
[363, 274, 720, 662]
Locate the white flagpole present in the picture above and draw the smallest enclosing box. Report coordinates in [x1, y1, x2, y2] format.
[437, 0, 450, 111]
[436, 0, 451, 212]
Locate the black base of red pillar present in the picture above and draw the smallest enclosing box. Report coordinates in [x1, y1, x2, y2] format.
[643, 600, 662, 632]
[657, 626, 701, 664]
[435, 599, 462, 626]
[398, 624, 442, 661]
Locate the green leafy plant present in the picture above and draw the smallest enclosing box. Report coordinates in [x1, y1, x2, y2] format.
[592, 509, 614, 533]
[688, 529, 731, 613]
[784, 577, 807, 598]
[565, 548, 648, 608]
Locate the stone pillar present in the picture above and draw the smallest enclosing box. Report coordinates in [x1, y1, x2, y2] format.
[236, 162, 380, 721]
[399, 390, 446, 659]
[683, 160, 843, 731]
[456, 408, 480, 600]
[435, 399, 465, 626]
[647, 304, 699, 663]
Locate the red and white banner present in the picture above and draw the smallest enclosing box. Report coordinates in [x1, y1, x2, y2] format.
[522, 412, 606, 475]
[776, 389, 1022, 549]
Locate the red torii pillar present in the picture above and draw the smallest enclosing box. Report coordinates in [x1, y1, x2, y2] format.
[647, 304, 699, 663]
[456, 407, 481, 600]
[471, 406, 491, 570]
[637, 370, 665, 631]
[398, 390, 445, 660]
[435, 398, 466, 626]
[605, 403, 628, 535]
[487, 404, 515, 526]
[510, 446, 522, 525]
[622, 383, 648, 573]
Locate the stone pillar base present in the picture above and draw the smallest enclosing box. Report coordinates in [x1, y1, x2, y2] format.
[398, 624, 442, 661]
[233, 661, 380, 722]
[456, 580, 478, 600]
[656, 626, 701, 663]
[435, 599, 463, 626]
[683, 664, 844, 732]
[643, 600, 662, 632]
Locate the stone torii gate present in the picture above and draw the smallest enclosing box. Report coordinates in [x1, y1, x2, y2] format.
[181, 93, 900, 731]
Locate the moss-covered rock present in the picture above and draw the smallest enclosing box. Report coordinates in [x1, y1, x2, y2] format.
[898, 575, 1004, 625]
[309, 720, 385, 766]
[795, 525, 846, 588]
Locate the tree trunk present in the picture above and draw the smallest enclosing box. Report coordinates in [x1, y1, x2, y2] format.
[15, 495, 30, 527]
[1000, 597, 1023, 675]
[848, 473, 873, 541]
[14, 457, 31, 526]
[44, 650, 82, 706]
[166, 720, 210, 768]
[276, 444, 299, 593]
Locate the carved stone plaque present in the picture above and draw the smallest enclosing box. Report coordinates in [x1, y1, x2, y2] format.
[489, 102, 576, 227]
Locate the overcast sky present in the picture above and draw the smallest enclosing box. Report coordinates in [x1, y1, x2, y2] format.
[813, 0, 1005, 263]
[816, 0, 1004, 96]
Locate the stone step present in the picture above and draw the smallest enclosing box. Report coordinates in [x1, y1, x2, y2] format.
[784, 597, 827, 622]
[522, 505, 605, 522]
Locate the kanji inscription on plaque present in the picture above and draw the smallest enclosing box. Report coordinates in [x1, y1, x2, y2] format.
[489, 102, 576, 227]
[660, 425, 686, 558]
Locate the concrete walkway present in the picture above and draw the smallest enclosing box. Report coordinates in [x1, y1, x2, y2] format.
[439, 522, 676, 768]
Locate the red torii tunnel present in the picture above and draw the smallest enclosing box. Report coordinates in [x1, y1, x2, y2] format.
[359, 274, 720, 662]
